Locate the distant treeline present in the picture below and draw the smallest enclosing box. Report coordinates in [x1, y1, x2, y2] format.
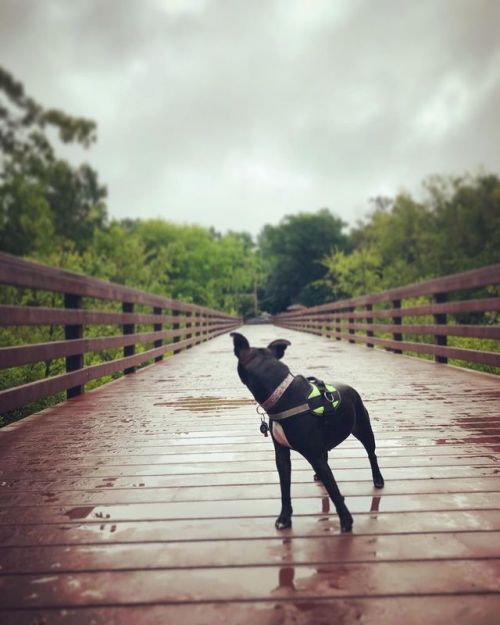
[1, 65, 499, 317]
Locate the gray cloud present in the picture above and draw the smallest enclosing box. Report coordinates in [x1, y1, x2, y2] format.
[1, 0, 499, 235]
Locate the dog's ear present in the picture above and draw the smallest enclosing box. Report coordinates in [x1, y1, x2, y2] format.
[267, 339, 291, 360]
[230, 332, 250, 358]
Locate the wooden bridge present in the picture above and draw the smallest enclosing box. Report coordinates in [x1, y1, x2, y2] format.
[1, 254, 499, 623]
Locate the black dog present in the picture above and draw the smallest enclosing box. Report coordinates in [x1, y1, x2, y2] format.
[231, 332, 384, 533]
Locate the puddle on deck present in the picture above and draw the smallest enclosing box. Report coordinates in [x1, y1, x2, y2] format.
[153, 396, 255, 412]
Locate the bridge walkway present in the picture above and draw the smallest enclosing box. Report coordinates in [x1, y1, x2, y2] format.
[0, 325, 499, 623]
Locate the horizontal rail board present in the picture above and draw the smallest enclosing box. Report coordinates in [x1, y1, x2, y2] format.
[278, 298, 500, 321]
[0, 306, 233, 327]
[285, 263, 500, 313]
[297, 322, 500, 340]
[344, 322, 495, 339]
[0, 252, 225, 315]
[276, 324, 500, 366]
[0, 328, 196, 369]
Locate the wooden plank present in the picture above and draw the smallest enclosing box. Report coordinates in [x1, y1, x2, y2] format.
[296, 322, 500, 340]
[1, 457, 496, 482]
[0, 305, 238, 328]
[0, 491, 499, 525]
[277, 297, 500, 321]
[2, 509, 500, 547]
[2, 596, 500, 625]
[1, 531, 499, 574]
[0, 559, 499, 607]
[0, 329, 187, 369]
[0, 305, 189, 326]
[1, 477, 499, 508]
[0, 464, 497, 492]
[0, 320, 237, 369]
[1, 596, 499, 625]
[1, 444, 498, 468]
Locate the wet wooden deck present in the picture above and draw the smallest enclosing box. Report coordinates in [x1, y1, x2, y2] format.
[1, 325, 499, 624]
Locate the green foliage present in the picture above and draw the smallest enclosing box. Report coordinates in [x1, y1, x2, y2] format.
[0, 64, 107, 258]
[0, 65, 259, 317]
[258, 208, 348, 313]
[323, 174, 500, 297]
[0, 65, 96, 162]
[322, 247, 383, 299]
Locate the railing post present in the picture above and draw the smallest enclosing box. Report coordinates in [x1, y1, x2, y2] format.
[434, 292, 448, 363]
[153, 306, 163, 362]
[335, 314, 341, 341]
[123, 302, 135, 374]
[366, 303, 374, 348]
[172, 309, 181, 353]
[193, 311, 200, 344]
[199, 313, 207, 341]
[325, 316, 332, 339]
[64, 293, 84, 398]
[348, 307, 355, 343]
[392, 299, 402, 354]
[186, 310, 193, 349]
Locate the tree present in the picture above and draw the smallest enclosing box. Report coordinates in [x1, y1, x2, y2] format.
[0, 66, 95, 166]
[0, 65, 107, 257]
[322, 247, 383, 299]
[425, 173, 500, 274]
[321, 173, 500, 300]
[258, 209, 347, 312]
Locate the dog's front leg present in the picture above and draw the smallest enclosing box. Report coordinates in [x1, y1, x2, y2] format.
[310, 456, 353, 533]
[273, 441, 293, 529]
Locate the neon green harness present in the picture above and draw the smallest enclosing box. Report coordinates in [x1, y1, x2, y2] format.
[308, 382, 341, 414]
[269, 379, 341, 421]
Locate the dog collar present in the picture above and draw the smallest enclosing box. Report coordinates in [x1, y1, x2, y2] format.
[260, 373, 294, 411]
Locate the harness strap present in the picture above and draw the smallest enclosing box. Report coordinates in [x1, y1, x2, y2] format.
[260, 373, 294, 411]
[307, 378, 341, 415]
[268, 403, 310, 421]
[268, 380, 341, 421]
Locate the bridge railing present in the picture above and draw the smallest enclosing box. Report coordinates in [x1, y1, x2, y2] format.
[0, 252, 241, 414]
[274, 264, 500, 369]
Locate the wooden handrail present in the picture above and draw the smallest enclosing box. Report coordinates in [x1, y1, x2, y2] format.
[274, 264, 500, 369]
[0, 251, 230, 315]
[0, 252, 241, 414]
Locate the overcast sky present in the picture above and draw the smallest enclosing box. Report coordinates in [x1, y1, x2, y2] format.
[1, 0, 499, 236]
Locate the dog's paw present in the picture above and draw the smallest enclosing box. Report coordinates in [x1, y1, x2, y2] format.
[339, 510, 353, 533]
[336, 500, 353, 533]
[275, 518, 292, 530]
[275, 513, 292, 530]
[373, 474, 385, 489]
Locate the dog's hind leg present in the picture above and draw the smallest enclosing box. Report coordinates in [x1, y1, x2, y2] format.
[352, 399, 384, 489]
[313, 449, 328, 482]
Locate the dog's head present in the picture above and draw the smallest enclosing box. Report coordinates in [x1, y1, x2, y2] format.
[230, 332, 291, 402]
